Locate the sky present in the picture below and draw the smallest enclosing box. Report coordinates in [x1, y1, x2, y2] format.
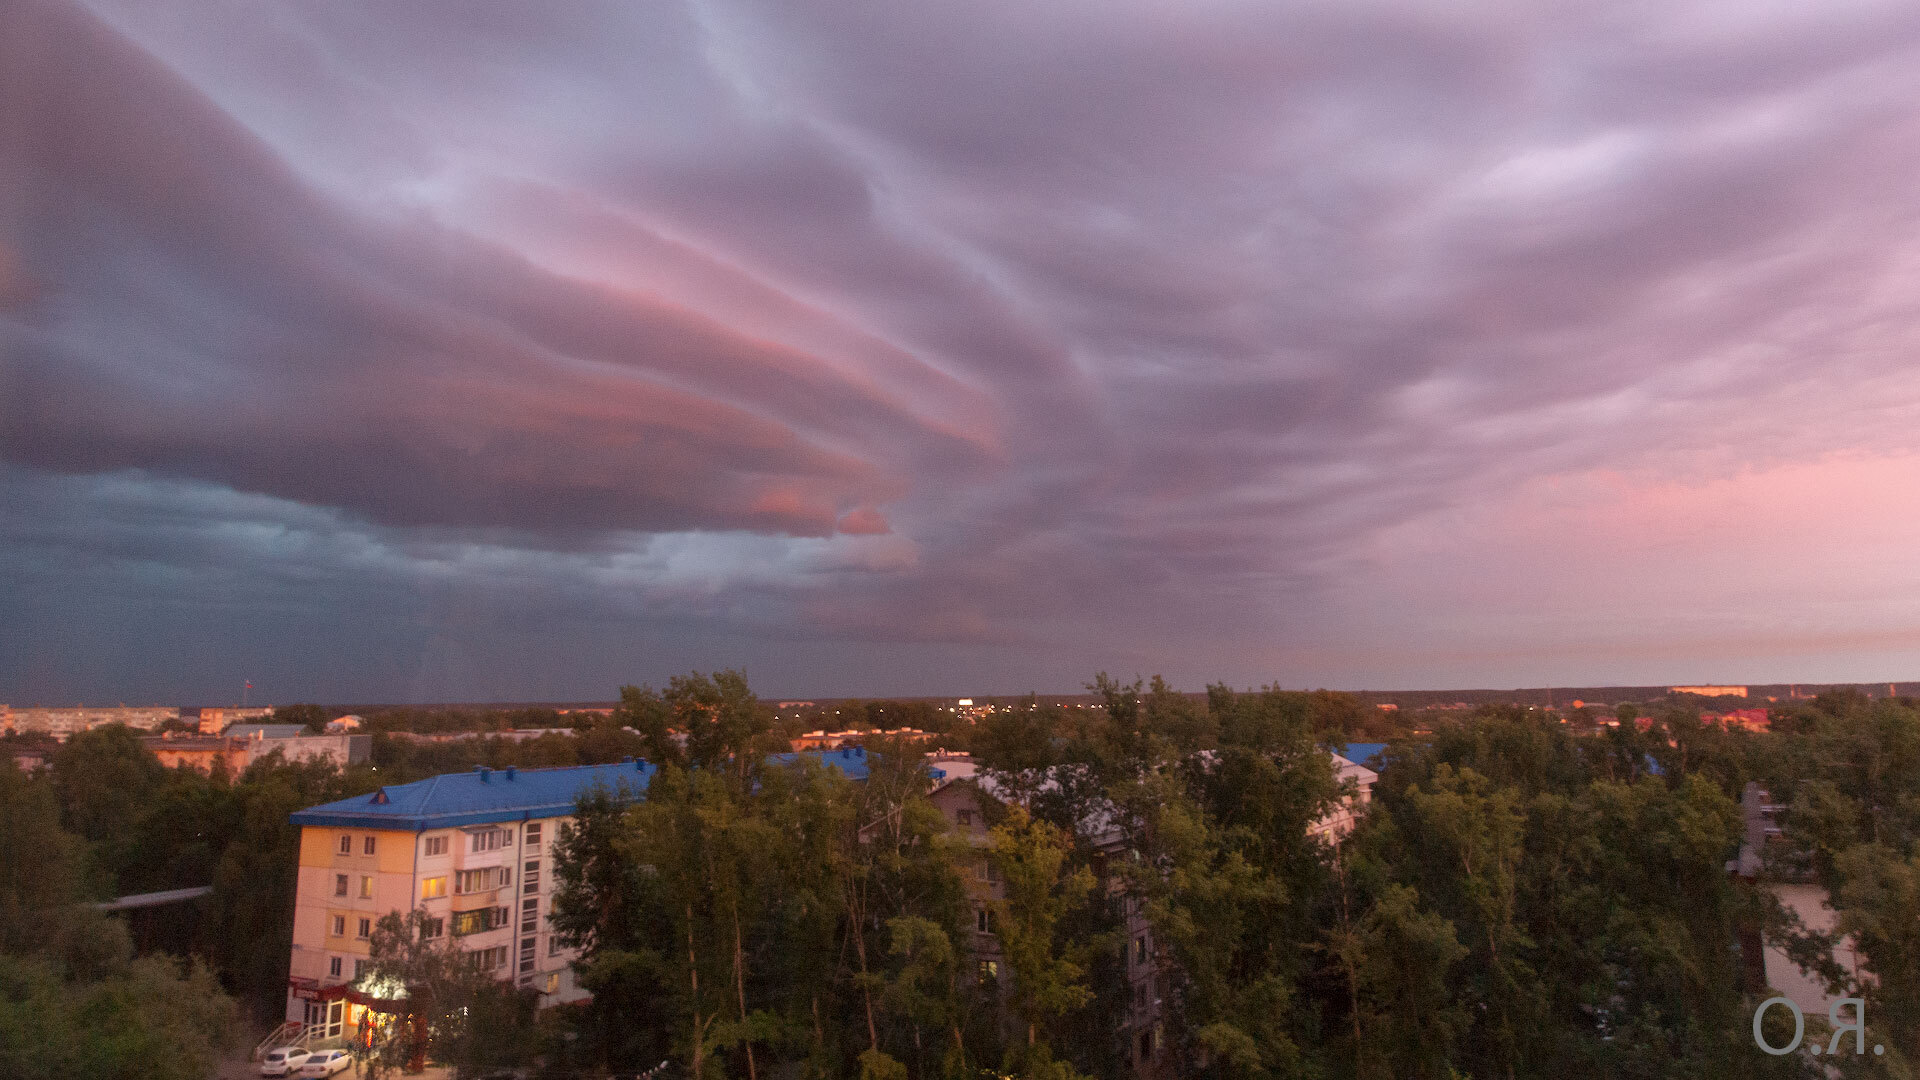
[8, 0, 1920, 703]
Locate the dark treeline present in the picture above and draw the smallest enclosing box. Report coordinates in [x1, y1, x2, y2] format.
[7, 677, 1920, 1078]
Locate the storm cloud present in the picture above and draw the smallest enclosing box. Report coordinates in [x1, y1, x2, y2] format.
[8, 0, 1920, 700]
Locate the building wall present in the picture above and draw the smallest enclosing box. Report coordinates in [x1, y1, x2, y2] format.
[10, 706, 177, 740]
[287, 817, 586, 1035]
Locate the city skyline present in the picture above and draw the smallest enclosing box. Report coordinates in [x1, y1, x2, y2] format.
[11, 0, 1920, 702]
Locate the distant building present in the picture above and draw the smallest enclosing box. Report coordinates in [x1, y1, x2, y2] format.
[326, 715, 365, 733]
[1671, 685, 1748, 698]
[196, 706, 276, 734]
[789, 728, 934, 752]
[10, 749, 49, 774]
[144, 730, 371, 774]
[1705, 708, 1771, 732]
[9, 705, 177, 741]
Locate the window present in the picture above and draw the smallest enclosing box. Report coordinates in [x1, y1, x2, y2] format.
[357, 918, 371, 939]
[468, 827, 513, 853]
[329, 956, 342, 978]
[363, 835, 376, 856]
[978, 960, 998, 983]
[521, 898, 538, 935]
[420, 917, 445, 940]
[354, 958, 368, 980]
[1139, 1029, 1154, 1061]
[976, 907, 993, 933]
[957, 809, 973, 827]
[334, 874, 348, 897]
[494, 905, 511, 928]
[453, 909, 489, 936]
[331, 915, 346, 937]
[338, 834, 352, 855]
[549, 936, 563, 956]
[1134, 983, 1148, 1011]
[525, 822, 542, 848]
[424, 835, 448, 857]
[523, 860, 541, 894]
[545, 973, 559, 993]
[455, 866, 511, 894]
[465, 945, 509, 970]
[979, 858, 1000, 884]
[421, 877, 447, 900]
[1134, 934, 1148, 965]
[360, 876, 374, 900]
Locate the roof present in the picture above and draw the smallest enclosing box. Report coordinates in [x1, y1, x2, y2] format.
[1341, 743, 1389, 768]
[289, 747, 872, 831]
[227, 723, 311, 739]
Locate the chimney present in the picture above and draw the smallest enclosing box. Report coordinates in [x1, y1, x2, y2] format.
[476, 766, 491, 782]
[504, 766, 517, 781]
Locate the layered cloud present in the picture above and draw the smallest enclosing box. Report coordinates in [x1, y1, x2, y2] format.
[8, 0, 1920, 699]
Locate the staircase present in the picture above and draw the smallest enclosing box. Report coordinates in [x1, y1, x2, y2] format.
[252, 1020, 315, 1062]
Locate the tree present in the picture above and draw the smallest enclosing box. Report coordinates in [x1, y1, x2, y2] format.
[988, 807, 1094, 1074]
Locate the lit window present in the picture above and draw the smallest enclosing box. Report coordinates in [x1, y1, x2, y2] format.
[334, 874, 348, 897]
[422, 877, 446, 900]
[544, 973, 559, 993]
[1134, 935, 1148, 965]
[338, 834, 352, 855]
[360, 876, 374, 899]
[363, 835, 376, 856]
[978, 960, 998, 982]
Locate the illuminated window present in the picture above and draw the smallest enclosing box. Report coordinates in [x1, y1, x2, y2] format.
[544, 973, 559, 994]
[421, 877, 446, 900]
[363, 835, 376, 856]
[338, 834, 352, 855]
[453, 910, 490, 937]
[360, 876, 374, 899]
[978, 960, 998, 983]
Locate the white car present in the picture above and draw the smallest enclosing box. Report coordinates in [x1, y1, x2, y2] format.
[298, 1049, 354, 1077]
[259, 1048, 312, 1077]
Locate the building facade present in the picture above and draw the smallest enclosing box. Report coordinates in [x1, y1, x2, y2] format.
[145, 730, 371, 774]
[7, 705, 178, 740]
[283, 761, 659, 1040]
[282, 750, 872, 1043]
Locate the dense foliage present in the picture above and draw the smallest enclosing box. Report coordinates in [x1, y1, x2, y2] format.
[8, 677, 1920, 1078]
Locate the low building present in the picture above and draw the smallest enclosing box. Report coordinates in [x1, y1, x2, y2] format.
[1670, 685, 1748, 698]
[227, 723, 310, 740]
[1705, 708, 1771, 732]
[326, 715, 365, 733]
[197, 706, 276, 734]
[144, 730, 371, 774]
[789, 728, 934, 752]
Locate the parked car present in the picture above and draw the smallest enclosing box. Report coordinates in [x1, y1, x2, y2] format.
[259, 1048, 313, 1077]
[298, 1049, 353, 1077]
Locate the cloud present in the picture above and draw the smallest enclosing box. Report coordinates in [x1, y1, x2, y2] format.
[9, 0, 1920, 698]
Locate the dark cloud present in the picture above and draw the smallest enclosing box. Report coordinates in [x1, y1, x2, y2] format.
[9, 0, 1920, 699]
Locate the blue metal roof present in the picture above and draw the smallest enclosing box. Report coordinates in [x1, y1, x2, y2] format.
[289, 747, 873, 831]
[1339, 743, 1389, 768]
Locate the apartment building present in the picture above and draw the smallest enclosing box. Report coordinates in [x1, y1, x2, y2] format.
[144, 730, 371, 774]
[284, 760, 656, 1040]
[283, 749, 873, 1043]
[8, 705, 177, 740]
